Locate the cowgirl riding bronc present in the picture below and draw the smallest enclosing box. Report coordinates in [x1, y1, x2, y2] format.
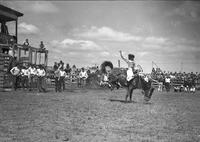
[119, 50, 137, 83]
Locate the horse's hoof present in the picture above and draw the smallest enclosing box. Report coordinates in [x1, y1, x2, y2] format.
[132, 100, 136, 103]
[143, 100, 151, 104]
[144, 96, 150, 102]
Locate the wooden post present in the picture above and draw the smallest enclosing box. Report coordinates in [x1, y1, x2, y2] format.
[45, 51, 48, 66]
[118, 60, 120, 68]
[30, 48, 32, 64]
[44, 52, 46, 66]
[17, 47, 20, 61]
[39, 52, 41, 65]
[15, 19, 18, 43]
[28, 47, 32, 64]
[12, 44, 15, 57]
[35, 50, 37, 64]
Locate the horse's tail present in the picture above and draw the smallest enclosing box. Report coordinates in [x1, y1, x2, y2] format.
[100, 61, 113, 74]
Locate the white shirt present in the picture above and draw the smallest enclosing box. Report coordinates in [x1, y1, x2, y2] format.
[79, 71, 88, 78]
[10, 66, 20, 76]
[21, 69, 30, 76]
[144, 76, 149, 82]
[28, 67, 37, 75]
[60, 70, 66, 77]
[37, 69, 46, 77]
[165, 78, 170, 83]
[103, 74, 108, 82]
[54, 69, 60, 78]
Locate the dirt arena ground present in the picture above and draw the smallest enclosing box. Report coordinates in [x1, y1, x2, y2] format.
[0, 88, 200, 142]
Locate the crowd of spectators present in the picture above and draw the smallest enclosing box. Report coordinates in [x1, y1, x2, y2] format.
[51, 60, 99, 92]
[7, 60, 200, 93]
[6, 57, 100, 92]
[9, 63, 47, 92]
[151, 67, 200, 92]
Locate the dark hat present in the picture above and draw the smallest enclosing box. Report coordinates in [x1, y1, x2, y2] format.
[128, 54, 135, 60]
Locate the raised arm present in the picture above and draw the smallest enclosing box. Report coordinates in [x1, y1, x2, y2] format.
[119, 50, 128, 63]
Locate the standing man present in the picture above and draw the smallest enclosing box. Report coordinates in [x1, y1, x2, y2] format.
[36, 65, 46, 92]
[40, 41, 45, 49]
[54, 67, 60, 92]
[10, 64, 21, 91]
[23, 39, 29, 55]
[71, 65, 77, 83]
[64, 63, 71, 75]
[53, 62, 58, 71]
[79, 67, 88, 87]
[59, 67, 66, 91]
[20, 65, 29, 90]
[28, 64, 37, 91]
[23, 39, 29, 46]
[165, 75, 171, 92]
[1, 21, 9, 35]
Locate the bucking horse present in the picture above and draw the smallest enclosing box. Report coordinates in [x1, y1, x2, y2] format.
[100, 61, 155, 103]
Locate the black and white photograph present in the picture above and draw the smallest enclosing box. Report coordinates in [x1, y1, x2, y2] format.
[0, 0, 200, 141]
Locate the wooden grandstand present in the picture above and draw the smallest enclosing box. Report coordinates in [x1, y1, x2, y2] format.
[0, 4, 48, 91]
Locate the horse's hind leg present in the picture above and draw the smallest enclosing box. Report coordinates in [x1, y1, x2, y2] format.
[144, 88, 155, 102]
[125, 88, 129, 102]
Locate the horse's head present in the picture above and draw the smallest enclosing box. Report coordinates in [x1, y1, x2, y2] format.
[107, 69, 128, 90]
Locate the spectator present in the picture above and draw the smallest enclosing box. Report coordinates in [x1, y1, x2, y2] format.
[23, 39, 29, 46]
[40, 41, 45, 49]
[64, 63, 71, 75]
[58, 60, 64, 69]
[59, 67, 66, 91]
[71, 65, 77, 82]
[28, 64, 37, 91]
[165, 76, 171, 92]
[10, 64, 21, 91]
[20, 65, 29, 90]
[53, 62, 58, 71]
[1, 21, 9, 35]
[100, 72, 111, 88]
[23, 39, 29, 54]
[37, 65, 46, 92]
[78, 67, 88, 87]
[54, 67, 60, 92]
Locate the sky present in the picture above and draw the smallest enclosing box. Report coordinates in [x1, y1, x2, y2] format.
[1, 1, 200, 73]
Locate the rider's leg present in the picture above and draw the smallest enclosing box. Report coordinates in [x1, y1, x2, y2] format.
[126, 81, 133, 101]
[125, 80, 130, 101]
[130, 88, 134, 101]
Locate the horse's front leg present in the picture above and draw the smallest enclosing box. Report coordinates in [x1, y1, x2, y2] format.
[144, 89, 150, 102]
